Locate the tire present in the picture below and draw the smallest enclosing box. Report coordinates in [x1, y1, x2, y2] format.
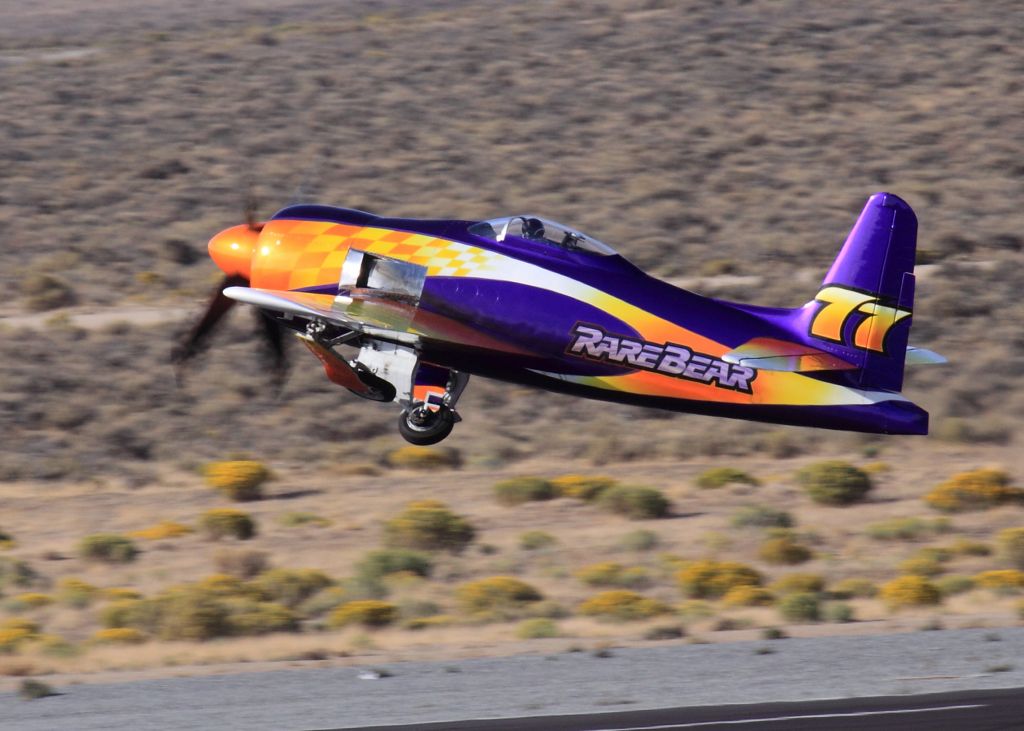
[398, 406, 455, 445]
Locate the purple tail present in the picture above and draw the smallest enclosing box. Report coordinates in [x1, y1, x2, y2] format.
[791, 193, 917, 392]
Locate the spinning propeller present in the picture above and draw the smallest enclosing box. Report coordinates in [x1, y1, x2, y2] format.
[172, 192, 289, 389]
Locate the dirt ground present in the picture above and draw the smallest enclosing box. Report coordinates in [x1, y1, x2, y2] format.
[1, 0, 1023, 684]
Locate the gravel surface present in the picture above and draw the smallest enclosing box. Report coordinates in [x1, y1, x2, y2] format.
[3, 628, 1023, 731]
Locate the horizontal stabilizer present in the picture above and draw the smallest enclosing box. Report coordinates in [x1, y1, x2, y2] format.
[722, 337, 857, 372]
[905, 346, 947, 366]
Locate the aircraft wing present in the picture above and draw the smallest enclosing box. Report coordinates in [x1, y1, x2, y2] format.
[223, 286, 532, 354]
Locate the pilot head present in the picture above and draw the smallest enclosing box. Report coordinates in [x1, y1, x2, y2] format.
[522, 217, 545, 240]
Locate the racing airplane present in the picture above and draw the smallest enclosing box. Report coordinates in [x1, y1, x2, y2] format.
[174, 192, 944, 444]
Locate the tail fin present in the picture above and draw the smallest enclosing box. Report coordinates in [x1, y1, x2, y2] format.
[800, 193, 917, 391]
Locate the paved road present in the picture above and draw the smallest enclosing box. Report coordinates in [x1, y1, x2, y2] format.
[338, 687, 1024, 731]
[3, 628, 1023, 731]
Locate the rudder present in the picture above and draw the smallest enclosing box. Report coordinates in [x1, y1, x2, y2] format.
[800, 193, 917, 392]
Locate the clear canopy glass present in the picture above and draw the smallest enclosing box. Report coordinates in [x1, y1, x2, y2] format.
[469, 216, 617, 256]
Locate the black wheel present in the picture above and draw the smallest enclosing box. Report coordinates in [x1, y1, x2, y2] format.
[398, 405, 455, 445]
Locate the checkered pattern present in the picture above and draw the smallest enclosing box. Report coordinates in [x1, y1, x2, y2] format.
[252, 220, 504, 291]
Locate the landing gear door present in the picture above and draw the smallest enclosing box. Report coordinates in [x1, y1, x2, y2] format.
[339, 249, 427, 305]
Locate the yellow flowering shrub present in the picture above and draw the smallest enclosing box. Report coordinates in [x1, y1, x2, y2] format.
[898, 556, 944, 577]
[770, 574, 825, 595]
[250, 568, 333, 608]
[923, 469, 1023, 512]
[829, 578, 877, 599]
[199, 509, 256, 540]
[203, 460, 270, 501]
[758, 534, 812, 565]
[9, 592, 55, 609]
[384, 445, 460, 470]
[551, 475, 618, 501]
[879, 575, 942, 608]
[130, 521, 194, 540]
[0, 627, 35, 653]
[92, 627, 147, 644]
[104, 587, 144, 601]
[578, 590, 671, 621]
[57, 578, 99, 608]
[383, 500, 475, 553]
[405, 614, 455, 630]
[972, 569, 1024, 592]
[696, 467, 759, 489]
[575, 562, 650, 589]
[722, 585, 775, 607]
[328, 600, 398, 628]
[996, 528, 1024, 570]
[456, 576, 543, 615]
[676, 560, 762, 598]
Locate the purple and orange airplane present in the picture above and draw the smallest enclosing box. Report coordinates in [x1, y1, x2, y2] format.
[175, 192, 944, 444]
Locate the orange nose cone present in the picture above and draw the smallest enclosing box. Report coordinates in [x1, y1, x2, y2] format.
[208, 224, 259, 279]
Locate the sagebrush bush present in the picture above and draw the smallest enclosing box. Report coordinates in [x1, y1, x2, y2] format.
[829, 578, 877, 599]
[493, 477, 556, 506]
[456, 576, 543, 616]
[575, 562, 650, 589]
[519, 530, 557, 550]
[78, 533, 139, 563]
[92, 627, 146, 644]
[880, 575, 942, 608]
[578, 590, 671, 621]
[383, 500, 475, 553]
[203, 460, 270, 501]
[676, 560, 762, 598]
[199, 509, 256, 540]
[924, 469, 1024, 513]
[251, 568, 333, 608]
[778, 592, 821, 622]
[598, 485, 670, 519]
[551, 474, 618, 501]
[866, 517, 951, 541]
[279, 512, 331, 528]
[771, 574, 825, 595]
[328, 600, 399, 628]
[722, 585, 775, 607]
[384, 445, 461, 470]
[0, 557, 40, 589]
[972, 570, 1024, 592]
[517, 618, 560, 639]
[996, 528, 1024, 570]
[731, 505, 793, 529]
[214, 549, 269, 578]
[825, 602, 855, 623]
[898, 556, 944, 578]
[57, 578, 98, 608]
[21, 272, 75, 311]
[948, 538, 992, 557]
[936, 575, 975, 596]
[797, 461, 873, 506]
[619, 529, 660, 551]
[356, 549, 433, 583]
[224, 599, 300, 635]
[759, 533, 812, 565]
[130, 520, 194, 540]
[696, 467, 759, 489]
[0, 527, 13, 550]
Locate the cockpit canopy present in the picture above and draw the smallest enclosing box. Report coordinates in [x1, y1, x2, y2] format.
[469, 216, 617, 256]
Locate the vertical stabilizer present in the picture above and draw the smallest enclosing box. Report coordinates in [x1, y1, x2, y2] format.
[798, 193, 917, 392]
